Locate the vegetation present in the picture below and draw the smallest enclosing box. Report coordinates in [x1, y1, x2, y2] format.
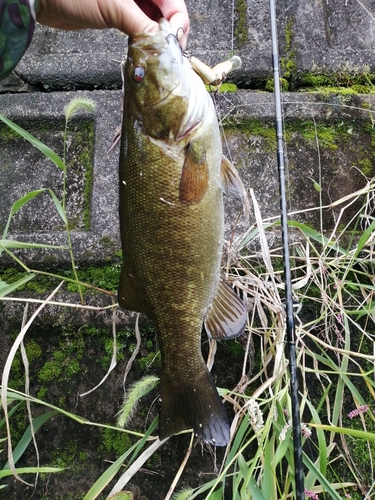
[1, 87, 375, 500]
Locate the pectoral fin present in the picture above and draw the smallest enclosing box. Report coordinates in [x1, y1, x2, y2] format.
[221, 155, 250, 217]
[204, 278, 247, 340]
[179, 143, 209, 204]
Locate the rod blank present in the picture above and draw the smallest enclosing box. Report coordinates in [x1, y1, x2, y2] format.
[269, 1, 305, 498]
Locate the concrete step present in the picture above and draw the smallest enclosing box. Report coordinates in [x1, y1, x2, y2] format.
[1, 1, 374, 92]
[1, 89, 374, 267]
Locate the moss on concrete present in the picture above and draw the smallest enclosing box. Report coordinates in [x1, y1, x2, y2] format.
[65, 119, 94, 231]
[280, 18, 298, 86]
[235, 0, 248, 48]
[100, 427, 133, 457]
[0, 260, 121, 295]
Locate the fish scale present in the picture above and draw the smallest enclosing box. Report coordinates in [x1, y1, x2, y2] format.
[118, 19, 248, 446]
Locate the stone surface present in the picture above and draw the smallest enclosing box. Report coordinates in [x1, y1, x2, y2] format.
[0, 90, 122, 266]
[1, 90, 375, 267]
[1, 1, 374, 92]
[1, 89, 370, 302]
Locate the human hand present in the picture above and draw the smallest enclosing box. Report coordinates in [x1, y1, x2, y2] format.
[36, 0, 190, 49]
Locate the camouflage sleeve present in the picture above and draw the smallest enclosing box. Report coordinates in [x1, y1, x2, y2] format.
[0, 0, 40, 80]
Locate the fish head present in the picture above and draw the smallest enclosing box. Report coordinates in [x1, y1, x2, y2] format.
[125, 19, 190, 140]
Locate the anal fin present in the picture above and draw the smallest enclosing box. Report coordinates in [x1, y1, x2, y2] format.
[204, 277, 247, 340]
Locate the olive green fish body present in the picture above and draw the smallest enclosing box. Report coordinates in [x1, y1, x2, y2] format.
[119, 20, 247, 446]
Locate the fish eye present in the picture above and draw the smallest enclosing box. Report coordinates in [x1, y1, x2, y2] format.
[133, 66, 145, 83]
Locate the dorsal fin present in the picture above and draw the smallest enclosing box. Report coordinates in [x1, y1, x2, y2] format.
[204, 277, 247, 340]
[221, 155, 250, 217]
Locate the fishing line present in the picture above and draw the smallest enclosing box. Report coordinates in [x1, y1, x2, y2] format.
[269, 1, 305, 498]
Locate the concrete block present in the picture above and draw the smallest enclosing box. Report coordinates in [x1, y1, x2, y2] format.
[1, 89, 374, 268]
[0, 90, 122, 267]
[1, 1, 374, 92]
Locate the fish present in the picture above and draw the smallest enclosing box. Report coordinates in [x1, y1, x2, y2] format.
[118, 19, 248, 446]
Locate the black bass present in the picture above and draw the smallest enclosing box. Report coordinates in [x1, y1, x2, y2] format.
[118, 19, 247, 446]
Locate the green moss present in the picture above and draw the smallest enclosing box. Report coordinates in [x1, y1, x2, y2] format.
[285, 18, 294, 51]
[235, 0, 248, 48]
[221, 83, 238, 93]
[0, 124, 20, 140]
[288, 120, 340, 151]
[65, 120, 94, 231]
[37, 386, 47, 399]
[206, 82, 238, 93]
[300, 74, 334, 88]
[221, 339, 244, 357]
[25, 340, 42, 361]
[299, 66, 375, 93]
[50, 440, 78, 468]
[138, 351, 161, 371]
[0, 260, 121, 295]
[224, 117, 359, 159]
[100, 427, 132, 457]
[38, 336, 85, 384]
[280, 18, 297, 84]
[223, 118, 277, 151]
[312, 86, 370, 96]
[65, 262, 121, 293]
[0, 268, 58, 294]
[358, 157, 373, 177]
[265, 78, 289, 92]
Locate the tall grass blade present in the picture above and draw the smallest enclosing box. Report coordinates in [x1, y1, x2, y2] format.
[1, 283, 64, 486]
[0, 114, 66, 172]
[0, 466, 63, 478]
[48, 189, 67, 224]
[106, 439, 167, 498]
[302, 452, 346, 499]
[0, 274, 35, 297]
[0, 240, 68, 250]
[287, 220, 347, 254]
[3, 411, 58, 469]
[308, 424, 375, 441]
[1, 189, 45, 242]
[83, 442, 140, 500]
[353, 219, 375, 258]
[247, 475, 265, 500]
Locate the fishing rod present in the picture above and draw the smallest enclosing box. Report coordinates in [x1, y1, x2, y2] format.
[269, 1, 305, 498]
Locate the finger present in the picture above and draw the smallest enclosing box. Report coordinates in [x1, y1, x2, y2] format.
[151, 0, 190, 49]
[102, 0, 160, 35]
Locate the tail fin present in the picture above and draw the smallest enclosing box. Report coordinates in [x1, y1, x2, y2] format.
[159, 369, 230, 446]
